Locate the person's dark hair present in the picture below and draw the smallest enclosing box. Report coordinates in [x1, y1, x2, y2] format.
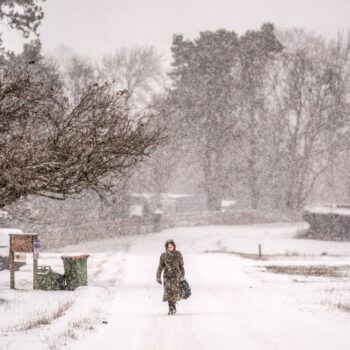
[165, 239, 176, 250]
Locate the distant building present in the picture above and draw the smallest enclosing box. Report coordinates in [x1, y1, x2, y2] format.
[221, 199, 236, 212]
[129, 193, 208, 215]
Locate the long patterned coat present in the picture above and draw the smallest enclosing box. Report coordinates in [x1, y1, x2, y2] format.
[156, 240, 185, 302]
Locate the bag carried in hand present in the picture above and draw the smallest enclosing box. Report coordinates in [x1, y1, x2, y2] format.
[180, 279, 191, 299]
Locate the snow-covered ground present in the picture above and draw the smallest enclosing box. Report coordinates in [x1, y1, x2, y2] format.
[1, 223, 350, 350]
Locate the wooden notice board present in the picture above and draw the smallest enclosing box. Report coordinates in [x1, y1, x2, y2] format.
[11, 234, 36, 253]
[9, 233, 39, 289]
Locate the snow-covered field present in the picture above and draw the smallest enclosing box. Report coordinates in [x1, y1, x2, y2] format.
[1, 223, 350, 350]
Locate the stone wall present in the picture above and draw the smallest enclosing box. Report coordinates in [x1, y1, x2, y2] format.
[32, 209, 294, 249]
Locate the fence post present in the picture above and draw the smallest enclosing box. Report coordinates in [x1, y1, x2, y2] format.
[9, 236, 15, 289]
[258, 244, 262, 259]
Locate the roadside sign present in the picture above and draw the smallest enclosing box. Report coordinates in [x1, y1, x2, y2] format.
[33, 240, 41, 260]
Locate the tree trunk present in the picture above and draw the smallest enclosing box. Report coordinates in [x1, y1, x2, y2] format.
[206, 189, 222, 211]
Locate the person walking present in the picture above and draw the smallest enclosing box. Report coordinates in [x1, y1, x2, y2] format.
[156, 239, 185, 315]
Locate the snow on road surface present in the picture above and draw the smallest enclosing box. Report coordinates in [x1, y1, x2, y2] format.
[69, 224, 350, 350]
[1, 223, 350, 350]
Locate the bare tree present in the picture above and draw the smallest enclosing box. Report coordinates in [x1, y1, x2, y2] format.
[269, 30, 350, 210]
[98, 46, 165, 110]
[0, 65, 161, 209]
[64, 55, 97, 99]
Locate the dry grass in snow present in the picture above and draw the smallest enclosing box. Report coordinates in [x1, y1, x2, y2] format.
[321, 287, 350, 314]
[264, 265, 350, 278]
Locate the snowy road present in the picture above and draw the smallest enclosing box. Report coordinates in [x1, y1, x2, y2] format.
[71, 225, 350, 350]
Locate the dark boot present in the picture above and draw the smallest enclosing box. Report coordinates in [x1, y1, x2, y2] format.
[168, 301, 176, 315]
[168, 301, 172, 315]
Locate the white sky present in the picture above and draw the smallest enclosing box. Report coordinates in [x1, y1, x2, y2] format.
[2, 0, 350, 63]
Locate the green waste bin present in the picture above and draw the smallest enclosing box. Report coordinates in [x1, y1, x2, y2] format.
[37, 266, 65, 291]
[61, 253, 89, 291]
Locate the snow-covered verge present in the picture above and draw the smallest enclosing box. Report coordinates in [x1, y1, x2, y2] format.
[0, 287, 110, 350]
[0, 236, 134, 350]
[321, 286, 350, 313]
[179, 222, 350, 257]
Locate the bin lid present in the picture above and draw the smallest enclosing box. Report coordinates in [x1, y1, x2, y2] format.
[61, 253, 89, 260]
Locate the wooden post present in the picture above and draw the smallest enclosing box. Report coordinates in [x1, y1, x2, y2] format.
[33, 235, 39, 290]
[258, 244, 262, 259]
[9, 236, 15, 289]
[33, 258, 38, 289]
